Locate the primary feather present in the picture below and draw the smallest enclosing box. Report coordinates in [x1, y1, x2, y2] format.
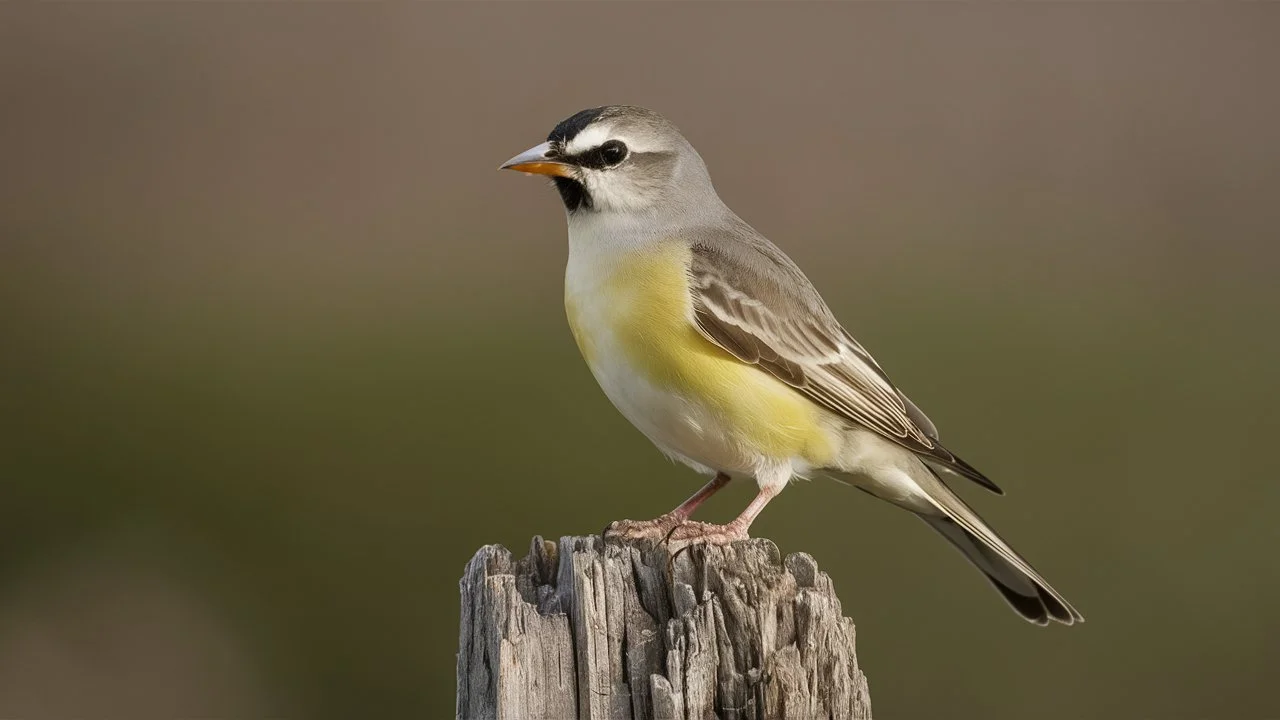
[686, 224, 1003, 494]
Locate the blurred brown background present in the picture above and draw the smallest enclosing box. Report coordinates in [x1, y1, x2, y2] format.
[2, 3, 1278, 718]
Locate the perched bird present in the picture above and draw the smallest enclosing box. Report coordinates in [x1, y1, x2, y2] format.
[500, 105, 1083, 625]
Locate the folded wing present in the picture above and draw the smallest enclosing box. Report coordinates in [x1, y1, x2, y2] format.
[688, 239, 1002, 494]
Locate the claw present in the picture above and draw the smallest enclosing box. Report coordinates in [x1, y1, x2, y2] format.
[664, 520, 750, 549]
[603, 512, 686, 542]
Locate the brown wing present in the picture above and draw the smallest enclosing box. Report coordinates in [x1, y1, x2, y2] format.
[689, 242, 1002, 494]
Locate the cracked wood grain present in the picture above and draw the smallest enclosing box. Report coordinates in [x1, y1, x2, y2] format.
[457, 536, 871, 720]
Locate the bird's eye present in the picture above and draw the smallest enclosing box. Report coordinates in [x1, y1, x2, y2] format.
[599, 140, 628, 166]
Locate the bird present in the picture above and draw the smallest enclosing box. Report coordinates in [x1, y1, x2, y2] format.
[499, 105, 1083, 626]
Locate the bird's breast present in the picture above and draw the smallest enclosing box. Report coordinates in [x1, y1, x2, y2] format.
[563, 239, 835, 470]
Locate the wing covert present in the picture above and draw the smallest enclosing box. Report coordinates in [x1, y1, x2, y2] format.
[688, 241, 1002, 494]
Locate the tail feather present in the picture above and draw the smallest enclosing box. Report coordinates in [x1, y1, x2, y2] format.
[827, 431, 1084, 625]
[911, 466, 1083, 625]
[920, 514, 1080, 625]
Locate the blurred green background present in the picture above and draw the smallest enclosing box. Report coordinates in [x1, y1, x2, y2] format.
[2, 3, 1278, 718]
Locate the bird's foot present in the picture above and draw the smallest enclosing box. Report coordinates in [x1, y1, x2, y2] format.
[603, 512, 687, 542]
[663, 520, 750, 548]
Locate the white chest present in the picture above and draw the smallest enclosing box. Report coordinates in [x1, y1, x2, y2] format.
[561, 236, 744, 475]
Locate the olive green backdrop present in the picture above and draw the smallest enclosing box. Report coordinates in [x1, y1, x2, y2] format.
[2, 3, 1278, 718]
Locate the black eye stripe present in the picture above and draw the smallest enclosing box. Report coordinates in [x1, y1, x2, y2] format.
[570, 139, 629, 170]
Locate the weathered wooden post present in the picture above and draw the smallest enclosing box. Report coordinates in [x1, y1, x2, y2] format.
[457, 535, 871, 719]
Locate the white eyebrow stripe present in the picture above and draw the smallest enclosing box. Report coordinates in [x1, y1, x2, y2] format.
[565, 125, 611, 155]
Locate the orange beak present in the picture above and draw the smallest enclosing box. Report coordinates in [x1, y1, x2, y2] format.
[500, 142, 575, 178]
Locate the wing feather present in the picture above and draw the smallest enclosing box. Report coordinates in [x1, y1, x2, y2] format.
[689, 241, 1003, 494]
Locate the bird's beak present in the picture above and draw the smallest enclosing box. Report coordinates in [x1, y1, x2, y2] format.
[499, 141, 575, 178]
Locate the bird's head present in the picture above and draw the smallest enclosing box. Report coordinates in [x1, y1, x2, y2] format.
[501, 105, 718, 217]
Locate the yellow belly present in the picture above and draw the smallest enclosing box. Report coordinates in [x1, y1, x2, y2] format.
[565, 242, 834, 468]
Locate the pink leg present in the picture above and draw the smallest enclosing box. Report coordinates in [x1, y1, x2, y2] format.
[605, 473, 731, 541]
[670, 472, 731, 521]
[665, 484, 783, 546]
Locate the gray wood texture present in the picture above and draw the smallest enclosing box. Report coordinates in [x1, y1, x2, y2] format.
[457, 536, 871, 720]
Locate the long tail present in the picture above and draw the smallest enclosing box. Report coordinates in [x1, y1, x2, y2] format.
[913, 466, 1084, 625]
